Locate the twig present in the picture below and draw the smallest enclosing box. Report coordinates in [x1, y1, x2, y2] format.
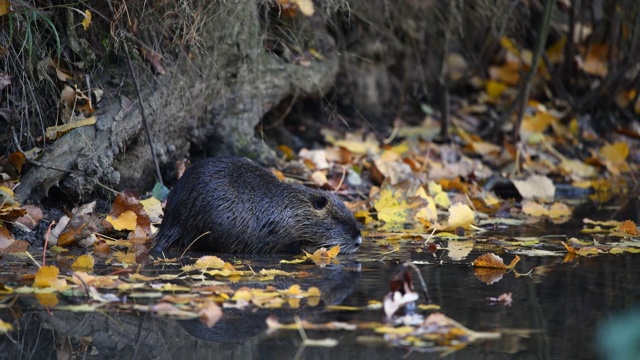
[123, 43, 164, 185]
[43, 220, 56, 266]
[512, 0, 555, 147]
[403, 261, 431, 304]
[180, 231, 211, 259]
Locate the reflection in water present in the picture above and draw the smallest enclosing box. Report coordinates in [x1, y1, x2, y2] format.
[1, 221, 640, 359]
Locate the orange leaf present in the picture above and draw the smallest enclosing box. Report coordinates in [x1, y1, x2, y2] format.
[619, 220, 638, 236]
[472, 253, 507, 269]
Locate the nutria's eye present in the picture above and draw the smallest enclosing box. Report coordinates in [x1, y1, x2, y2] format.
[311, 196, 328, 210]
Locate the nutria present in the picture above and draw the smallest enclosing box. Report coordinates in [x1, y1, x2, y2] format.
[151, 156, 362, 254]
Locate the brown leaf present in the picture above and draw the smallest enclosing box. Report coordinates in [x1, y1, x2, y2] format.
[140, 47, 165, 74]
[473, 268, 506, 285]
[2, 239, 29, 254]
[472, 253, 506, 268]
[198, 301, 223, 328]
[15, 205, 43, 230]
[0, 225, 13, 250]
[108, 192, 151, 234]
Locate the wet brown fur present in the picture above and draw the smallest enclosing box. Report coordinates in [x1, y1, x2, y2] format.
[151, 156, 362, 254]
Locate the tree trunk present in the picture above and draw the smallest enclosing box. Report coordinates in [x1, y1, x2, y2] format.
[15, 1, 339, 202]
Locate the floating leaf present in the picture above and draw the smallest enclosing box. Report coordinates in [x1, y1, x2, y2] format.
[447, 203, 475, 229]
[472, 253, 520, 269]
[198, 301, 223, 328]
[34, 265, 68, 290]
[619, 220, 638, 236]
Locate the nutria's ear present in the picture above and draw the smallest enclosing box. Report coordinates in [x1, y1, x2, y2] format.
[311, 195, 328, 210]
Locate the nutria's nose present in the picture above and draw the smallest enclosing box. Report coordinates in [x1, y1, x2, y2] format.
[355, 236, 362, 247]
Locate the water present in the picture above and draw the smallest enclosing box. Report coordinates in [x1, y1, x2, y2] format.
[1, 222, 640, 359]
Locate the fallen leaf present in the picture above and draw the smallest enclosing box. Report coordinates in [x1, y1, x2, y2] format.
[619, 220, 638, 236]
[472, 253, 520, 269]
[512, 175, 555, 200]
[292, 0, 314, 16]
[81, 10, 91, 30]
[198, 301, 223, 328]
[106, 210, 137, 231]
[35, 293, 59, 307]
[472, 253, 507, 269]
[0, 319, 12, 334]
[447, 202, 475, 229]
[34, 265, 68, 290]
[140, 47, 165, 75]
[71, 254, 95, 271]
[43, 117, 97, 141]
[15, 205, 43, 230]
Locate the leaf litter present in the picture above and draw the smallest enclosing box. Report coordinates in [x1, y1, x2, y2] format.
[2, 48, 640, 352]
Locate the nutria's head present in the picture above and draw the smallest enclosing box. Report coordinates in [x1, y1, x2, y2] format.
[286, 184, 362, 254]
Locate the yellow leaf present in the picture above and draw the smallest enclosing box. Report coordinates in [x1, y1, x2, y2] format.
[374, 326, 415, 335]
[34, 265, 67, 290]
[522, 201, 545, 217]
[326, 244, 340, 258]
[500, 37, 520, 56]
[71, 254, 95, 271]
[36, 293, 59, 307]
[308, 287, 321, 296]
[486, 80, 508, 99]
[447, 203, 475, 229]
[599, 141, 629, 164]
[332, 133, 380, 154]
[546, 36, 566, 63]
[106, 210, 137, 231]
[140, 197, 163, 222]
[560, 159, 597, 179]
[0, 319, 12, 334]
[547, 202, 572, 219]
[292, 0, 314, 16]
[0, 0, 10, 17]
[193, 256, 225, 270]
[428, 182, 451, 208]
[82, 10, 92, 30]
[471, 141, 502, 156]
[374, 188, 414, 224]
[520, 111, 556, 140]
[43, 117, 97, 141]
[288, 284, 301, 295]
[414, 201, 437, 223]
